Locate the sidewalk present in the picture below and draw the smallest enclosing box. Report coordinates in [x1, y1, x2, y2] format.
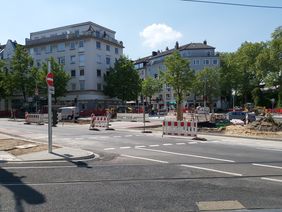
[0, 133, 95, 163]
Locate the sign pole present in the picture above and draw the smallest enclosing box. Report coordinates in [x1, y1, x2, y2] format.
[47, 60, 52, 153]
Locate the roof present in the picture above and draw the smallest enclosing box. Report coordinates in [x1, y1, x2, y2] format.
[134, 42, 215, 64]
[30, 21, 116, 36]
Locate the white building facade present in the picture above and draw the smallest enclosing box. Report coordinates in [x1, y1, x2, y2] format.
[26, 21, 124, 111]
[134, 41, 221, 110]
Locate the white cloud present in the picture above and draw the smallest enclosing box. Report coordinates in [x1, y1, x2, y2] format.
[140, 23, 182, 49]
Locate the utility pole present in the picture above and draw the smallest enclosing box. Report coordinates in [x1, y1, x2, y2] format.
[47, 61, 53, 153]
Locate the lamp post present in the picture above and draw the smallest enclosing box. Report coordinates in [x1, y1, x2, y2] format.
[232, 89, 235, 111]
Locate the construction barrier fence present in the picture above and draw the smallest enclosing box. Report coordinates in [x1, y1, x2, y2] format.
[162, 120, 197, 137]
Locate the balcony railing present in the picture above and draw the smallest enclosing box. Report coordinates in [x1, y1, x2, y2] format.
[26, 31, 123, 47]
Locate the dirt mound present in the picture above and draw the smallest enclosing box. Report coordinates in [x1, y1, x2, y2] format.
[246, 116, 282, 132]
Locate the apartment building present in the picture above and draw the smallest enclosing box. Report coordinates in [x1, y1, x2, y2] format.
[0, 39, 19, 111]
[25, 21, 124, 111]
[134, 41, 220, 110]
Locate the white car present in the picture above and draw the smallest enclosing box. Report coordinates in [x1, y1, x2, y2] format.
[57, 107, 79, 120]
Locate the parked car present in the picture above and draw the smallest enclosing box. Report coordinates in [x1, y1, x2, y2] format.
[226, 111, 256, 122]
[58, 106, 79, 120]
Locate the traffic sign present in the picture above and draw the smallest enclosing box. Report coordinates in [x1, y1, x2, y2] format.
[46, 72, 54, 87]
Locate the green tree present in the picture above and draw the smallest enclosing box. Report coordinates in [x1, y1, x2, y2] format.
[104, 56, 142, 102]
[0, 60, 7, 98]
[269, 26, 282, 107]
[141, 76, 162, 104]
[162, 51, 194, 120]
[193, 67, 220, 112]
[39, 57, 71, 104]
[10, 45, 34, 103]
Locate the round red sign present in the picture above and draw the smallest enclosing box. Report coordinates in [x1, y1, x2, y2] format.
[46, 72, 54, 87]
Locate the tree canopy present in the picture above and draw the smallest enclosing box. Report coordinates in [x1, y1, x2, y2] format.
[163, 51, 194, 120]
[104, 56, 142, 102]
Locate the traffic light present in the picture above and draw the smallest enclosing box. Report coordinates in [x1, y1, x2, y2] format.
[52, 110, 58, 127]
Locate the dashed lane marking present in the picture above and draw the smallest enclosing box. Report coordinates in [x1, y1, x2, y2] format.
[3, 165, 77, 170]
[253, 163, 282, 170]
[176, 143, 186, 145]
[163, 143, 173, 146]
[180, 164, 242, 176]
[149, 144, 160, 147]
[256, 147, 282, 152]
[136, 147, 235, 163]
[124, 135, 133, 137]
[197, 200, 245, 211]
[113, 136, 122, 138]
[261, 177, 282, 183]
[135, 145, 146, 148]
[104, 148, 115, 151]
[121, 154, 169, 164]
[120, 146, 131, 149]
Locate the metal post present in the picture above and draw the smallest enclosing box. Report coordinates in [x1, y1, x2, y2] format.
[47, 61, 52, 153]
[143, 96, 146, 132]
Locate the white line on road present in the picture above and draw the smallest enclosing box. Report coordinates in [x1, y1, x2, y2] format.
[180, 164, 242, 176]
[256, 148, 282, 152]
[176, 143, 186, 145]
[261, 177, 282, 183]
[149, 145, 160, 147]
[135, 146, 146, 148]
[163, 143, 173, 146]
[253, 163, 282, 170]
[125, 135, 133, 137]
[136, 147, 235, 163]
[120, 146, 131, 149]
[121, 154, 169, 164]
[104, 148, 115, 151]
[113, 136, 122, 138]
[188, 141, 198, 144]
[2, 165, 77, 170]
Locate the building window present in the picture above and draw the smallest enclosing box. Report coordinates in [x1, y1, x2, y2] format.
[97, 69, 101, 77]
[97, 83, 102, 91]
[71, 70, 76, 77]
[36, 60, 41, 67]
[80, 69, 84, 76]
[97, 55, 102, 64]
[106, 57, 110, 65]
[79, 80, 85, 90]
[79, 40, 84, 48]
[96, 31, 100, 38]
[115, 48, 118, 54]
[58, 43, 65, 52]
[96, 41, 101, 49]
[79, 54, 85, 65]
[70, 42, 75, 50]
[75, 30, 79, 36]
[58, 56, 65, 65]
[70, 55, 76, 64]
[45, 45, 51, 54]
[213, 59, 218, 65]
[106, 45, 110, 51]
[71, 83, 76, 91]
[34, 47, 40, 55]
[204, 59, 210, 65]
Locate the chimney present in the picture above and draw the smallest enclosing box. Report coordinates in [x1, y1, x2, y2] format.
[166, 47, 169, 51]
[175, 41, 179, 49]
[203, 40, 207, 45]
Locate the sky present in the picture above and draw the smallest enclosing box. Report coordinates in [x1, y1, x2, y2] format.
[1, 0, 281, 60]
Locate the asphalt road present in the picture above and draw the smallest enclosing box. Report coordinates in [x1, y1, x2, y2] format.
[1, 119, 282, 211]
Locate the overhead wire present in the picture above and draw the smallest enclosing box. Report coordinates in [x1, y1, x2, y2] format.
[181, 0, 282, 9]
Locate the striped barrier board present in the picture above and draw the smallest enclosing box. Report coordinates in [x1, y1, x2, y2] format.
[25, 113, 44, 125]
[89, 115, 110, 129]
[162, 120, 197, 137]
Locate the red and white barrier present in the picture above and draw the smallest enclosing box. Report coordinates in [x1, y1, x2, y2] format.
[24, 112, 44, 125]
[162, 120, 197, 137]
[89, 114, 110, 129]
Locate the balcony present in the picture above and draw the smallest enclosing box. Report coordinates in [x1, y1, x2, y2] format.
[26, 31, 124, 48]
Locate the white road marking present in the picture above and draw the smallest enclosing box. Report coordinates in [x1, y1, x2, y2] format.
[176, 143, 186, 145]
[256, 148, 282, 152]
[135, 146, 146, 148]
[180, 164, 242, 176]
[261, 177, 282, 183]
[163, 143, 173, 146]
[125, 135, 133, 137]
[120, 146, 131, 149]
[3, 165, 77, 170]
[253, 163, 282, 170]
[136, 147, 235, 163]
[149, 145, 160, 147]
[188, 141, 198, 144]
[113, 136, 122, 138]
[121, 154, 168, 164]
[104, 148, 115, 151]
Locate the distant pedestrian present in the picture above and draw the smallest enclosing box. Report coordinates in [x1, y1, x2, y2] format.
[90, 113, 96, 129]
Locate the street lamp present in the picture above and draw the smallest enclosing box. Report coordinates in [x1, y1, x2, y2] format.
[231, 89, 235, 111]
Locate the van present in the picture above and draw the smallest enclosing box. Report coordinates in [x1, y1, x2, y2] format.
[57, 107, 79, 120]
